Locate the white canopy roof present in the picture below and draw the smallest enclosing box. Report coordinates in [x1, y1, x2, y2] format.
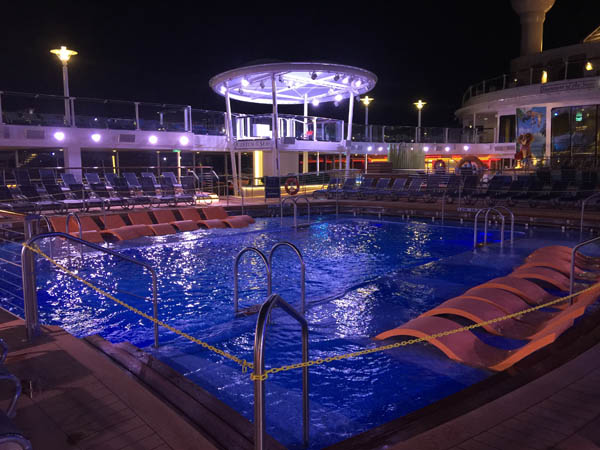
[209, 62, 377, 105]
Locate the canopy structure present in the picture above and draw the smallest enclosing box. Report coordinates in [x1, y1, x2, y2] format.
[210, 62, 377, 190]
[209, 62, 377, 105]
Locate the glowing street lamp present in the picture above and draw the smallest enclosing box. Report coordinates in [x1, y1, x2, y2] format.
[413, 99, 426, 143]
[50, 46, 78, 125]
[361, 96, 374, 126]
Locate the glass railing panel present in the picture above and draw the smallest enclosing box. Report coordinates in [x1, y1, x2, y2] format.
[420, 127, 445, 143]
[1, 92, 68, 126]
[73, 98, 136, 130]
[384, 126, 417, 143]
[191, 109, 226, 136]
[137, 102, 187, 132]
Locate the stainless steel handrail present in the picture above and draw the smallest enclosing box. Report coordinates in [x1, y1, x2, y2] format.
[233, 247, 271, 314]
[569, 236, 600, 298]
[579, 192, 600, 239]
[65, 212, 84, 260]
[280, 195, 311, 228]
[253, 294, 309, 450]
[491, 206, 514, 244]
[474, 207, 508, 248]
[268, 242, 306, 315]
[21, 229, 159, 348]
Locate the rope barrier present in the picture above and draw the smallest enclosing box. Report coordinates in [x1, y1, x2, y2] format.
[22, 242, 253, 373]
[17, 239, 600, 381]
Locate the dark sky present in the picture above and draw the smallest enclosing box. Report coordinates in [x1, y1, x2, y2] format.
[0, 1, 598, 127]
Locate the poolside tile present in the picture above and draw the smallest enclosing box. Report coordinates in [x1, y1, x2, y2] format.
[471, 430, 539, 450]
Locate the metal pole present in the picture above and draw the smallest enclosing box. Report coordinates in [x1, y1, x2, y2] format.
[346, 91, 355, 172]
[224, 87, 239, 196]
[135, 102, 140, 130]
[62, 62, 71, 125]
[22, 218, 39, 341]
[271, 73, 280, 178]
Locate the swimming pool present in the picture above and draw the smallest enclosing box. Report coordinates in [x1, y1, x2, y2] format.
[0, 216, 589, 448]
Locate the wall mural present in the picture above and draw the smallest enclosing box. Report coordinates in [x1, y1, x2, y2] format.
[516, 107, 546, 165]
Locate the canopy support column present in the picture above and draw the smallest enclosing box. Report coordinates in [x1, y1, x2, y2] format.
[346, 91, 355, 172]
[303, 94, 308, 173]
[224, 87, 239, 196]
[271, 73, 280, 178]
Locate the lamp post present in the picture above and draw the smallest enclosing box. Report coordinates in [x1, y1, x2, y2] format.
[361, 96, 373, 141]
[413, 99, 426, 143]
[50, 46, 78, 125]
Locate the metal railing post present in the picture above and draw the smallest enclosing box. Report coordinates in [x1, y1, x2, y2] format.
[253, 294, 309, 450]
[233, 247, 270, 314]
[569, 236, 600, 298]
[22, 230, 160, 348]
[134, 102, 140, 130]
[268, 242, 306, 315]
[22, 217, 39, 341]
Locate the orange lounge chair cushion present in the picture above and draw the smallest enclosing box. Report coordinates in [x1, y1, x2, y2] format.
[201, 206, 254, 224]
[69, 230, 104, 244]
[178, 208, 227, 229]
[128, 211, 176, 235]
[374, 315, 557, 372]
[153, 210, 198, 232]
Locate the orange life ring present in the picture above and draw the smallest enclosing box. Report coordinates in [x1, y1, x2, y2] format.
[433, 159, 446, 170]
[285, 177, 300, 195]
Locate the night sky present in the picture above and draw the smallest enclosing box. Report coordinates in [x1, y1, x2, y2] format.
[0, 1, 598, 127]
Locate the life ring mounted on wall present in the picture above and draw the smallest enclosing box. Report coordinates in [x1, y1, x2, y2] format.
[433, 159, 446, 171]
[285, 177, 300, 195]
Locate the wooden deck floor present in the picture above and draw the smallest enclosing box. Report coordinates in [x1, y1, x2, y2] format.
[0, 309, 216, 450]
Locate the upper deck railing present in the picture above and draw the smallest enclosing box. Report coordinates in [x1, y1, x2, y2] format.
[462, 57, 600, 105]
[0, 90, 468, 144]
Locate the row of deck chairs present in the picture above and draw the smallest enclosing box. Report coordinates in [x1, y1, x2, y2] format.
[8, 168, 184, 191]
[314, 175, 466, 203]
[48, 206, 255, 243]
[313, 171, 600, 208]
[0, 175, 205, 214]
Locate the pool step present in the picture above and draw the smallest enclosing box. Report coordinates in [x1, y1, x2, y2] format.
[85, 335, 285, 450]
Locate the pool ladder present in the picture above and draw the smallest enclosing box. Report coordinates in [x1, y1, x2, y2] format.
[280, 195, 311, 228]
[21, 215, 160, 348]
[473, 206, 514, 248]
[233, 242, 306, 316]
[253, 293, 309, 450]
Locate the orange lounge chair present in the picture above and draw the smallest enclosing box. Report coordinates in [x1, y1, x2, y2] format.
[201, 206, 253, 228]
[528, 245, 600, 267]
[516, 259, 592, 279]
[152, 209, 198, 232]
[511, 267, 571, 292]
[128, 211, 176, 236]
[419, 291, 593, 341]
[527, 249, 600, 272]
[178, 207, 226, 229]
[454, 287, 557, 323]
[49, 216, 105, 244]
[374, 315, 557, 372]
[99, 214, 153, 240]
[468, 276, 558, 308]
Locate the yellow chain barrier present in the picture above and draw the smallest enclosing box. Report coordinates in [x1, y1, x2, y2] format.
[21, 240, 599, 382]
[22, 242, 253, 373]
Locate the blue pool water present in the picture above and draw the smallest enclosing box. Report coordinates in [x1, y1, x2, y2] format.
[0, 216, 590, 448]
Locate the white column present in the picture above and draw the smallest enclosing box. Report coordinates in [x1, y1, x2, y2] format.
[271, 73, 280, 177]
[63, 145, 82, 178]
[224, 88, 239, 195]
[346, 91, 355, 171]
[316, 152, 320, 173]
[303, 94, 308, 136]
